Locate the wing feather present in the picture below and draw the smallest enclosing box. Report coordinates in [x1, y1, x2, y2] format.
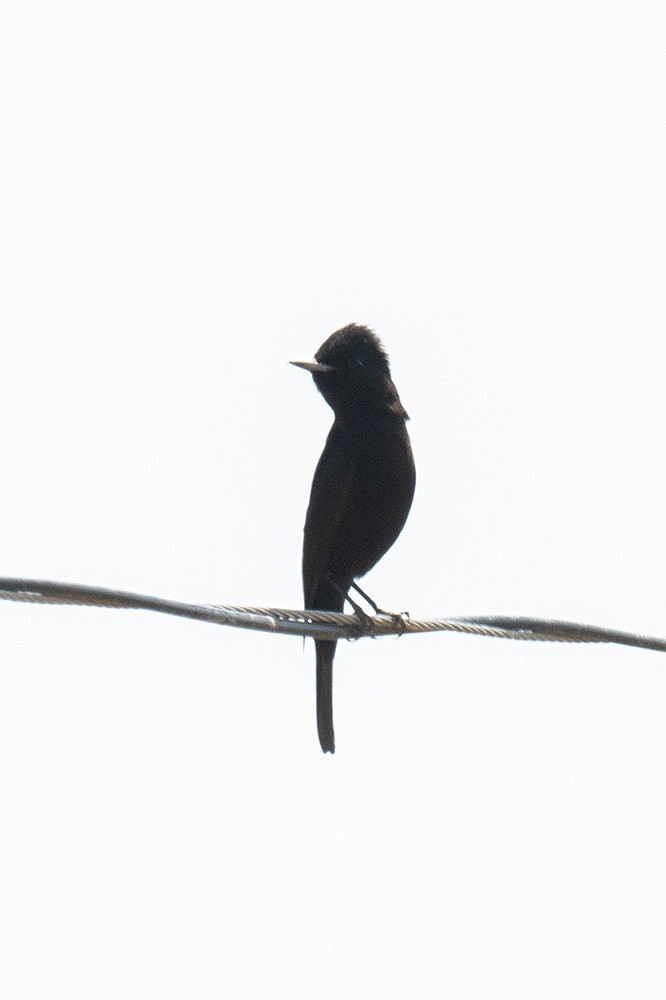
[302, 423, 356, 608]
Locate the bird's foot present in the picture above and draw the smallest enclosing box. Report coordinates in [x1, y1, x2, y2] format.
[383, 610, 410, 633]
[345, 593, 375, 634]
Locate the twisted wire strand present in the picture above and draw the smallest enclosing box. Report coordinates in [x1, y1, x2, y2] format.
[1, 577, 665, 653]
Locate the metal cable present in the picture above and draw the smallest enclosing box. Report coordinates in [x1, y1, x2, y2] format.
[1, 577, 665, 653]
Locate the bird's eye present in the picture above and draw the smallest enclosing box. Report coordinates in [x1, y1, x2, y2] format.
[349, 358, 364, 369]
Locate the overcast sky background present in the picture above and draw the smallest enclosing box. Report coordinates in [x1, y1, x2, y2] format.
[2, 1, 666, 997]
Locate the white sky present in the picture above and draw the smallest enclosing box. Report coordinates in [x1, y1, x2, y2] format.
[2, 1, 666, 996]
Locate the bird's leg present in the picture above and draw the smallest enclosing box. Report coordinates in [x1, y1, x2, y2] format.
[349, 581, 383, 615]
[325, 575, 373, 628]
[345, 592, 372, 622]
[350, 580, 409, 630]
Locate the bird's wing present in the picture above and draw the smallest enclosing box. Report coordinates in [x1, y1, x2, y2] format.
[302, 423, 357, 609]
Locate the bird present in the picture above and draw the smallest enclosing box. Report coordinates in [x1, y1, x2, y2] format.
[291, 323, 416, 753]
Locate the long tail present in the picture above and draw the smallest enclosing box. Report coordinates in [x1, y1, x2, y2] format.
[315, 639, 336, 753]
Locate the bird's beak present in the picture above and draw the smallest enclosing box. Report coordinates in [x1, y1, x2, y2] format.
[290, 360, 334, 374]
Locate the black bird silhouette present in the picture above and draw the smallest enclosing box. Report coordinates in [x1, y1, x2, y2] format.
[292, 324, 416, 753]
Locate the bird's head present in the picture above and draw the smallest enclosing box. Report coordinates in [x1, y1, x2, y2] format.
[291, 323, 408, 419]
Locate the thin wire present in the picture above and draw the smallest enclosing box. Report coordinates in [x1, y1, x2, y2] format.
[1, 577, 665, 653]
